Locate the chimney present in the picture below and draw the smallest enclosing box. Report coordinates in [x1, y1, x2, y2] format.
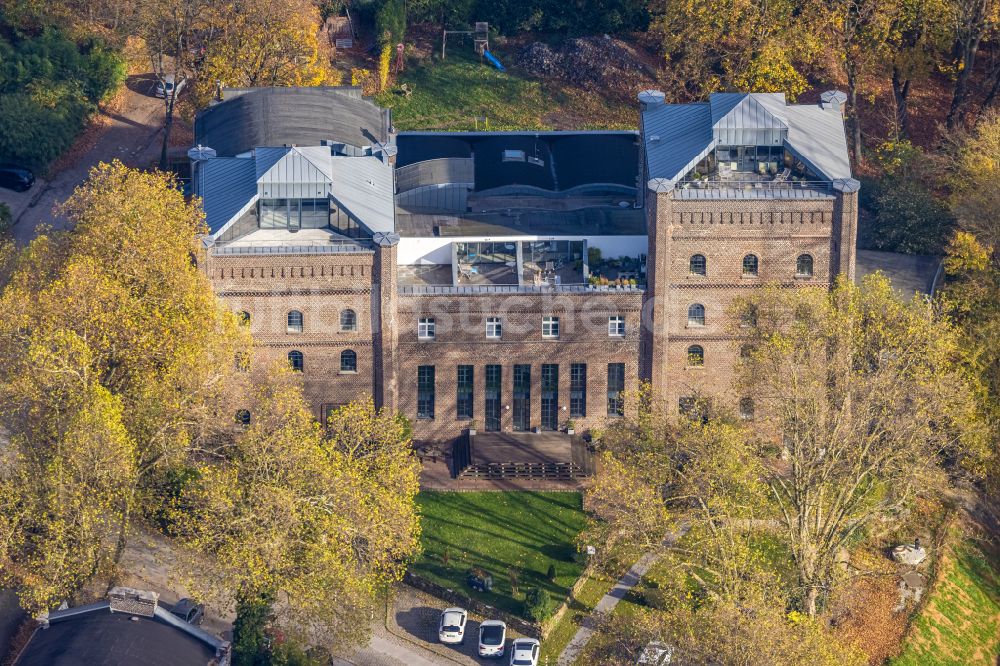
[638, 90, 666, 111]
[108, 587, 158, 617]
[820, 90, 847, 116]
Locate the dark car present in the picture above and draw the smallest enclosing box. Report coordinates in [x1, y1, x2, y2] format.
[169, 598, 205, 625]
[0, 165, 34, 192]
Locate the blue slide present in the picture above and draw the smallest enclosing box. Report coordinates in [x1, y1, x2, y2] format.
[483, 50, 505, 72]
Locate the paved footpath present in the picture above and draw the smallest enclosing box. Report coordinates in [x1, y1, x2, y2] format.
[557, 524, 690, 666]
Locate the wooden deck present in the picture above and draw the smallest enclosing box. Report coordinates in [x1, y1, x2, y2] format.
[454, 432, 595, 480]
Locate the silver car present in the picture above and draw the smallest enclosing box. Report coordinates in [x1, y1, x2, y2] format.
[438, 607, 467, 645]
[509, 637, 539, 666]
[478, 619, 506, 658]
[154, 74, 187, 99]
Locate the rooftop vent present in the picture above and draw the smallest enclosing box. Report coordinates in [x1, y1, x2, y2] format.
[108, 587, 158, 618]
[187, 144, 216, 162]
[648, 135, 661, 143]
[638, 90, 666, 109]
[820, 90, 847, 115]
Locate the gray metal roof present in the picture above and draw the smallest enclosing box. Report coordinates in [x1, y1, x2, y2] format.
[641, 102, 715, 190]
[195, 146, 396, 239]
[710, 93, 788, 129]
[329, 155, 395, 234]
[642, 92, 852, 188]
[196, 157, 257, 234]
[780, 104, 852, 181]
[194, 87, 388, 157]
[258, 147, 333, 199]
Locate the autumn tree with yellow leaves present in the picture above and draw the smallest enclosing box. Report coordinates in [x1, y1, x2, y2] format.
[172, 381, 421, 654]
[585, 275, 987, 662]
[0, 163, 421, 656]
[192, 0, 339, 106]
[0, 161, 248, 613]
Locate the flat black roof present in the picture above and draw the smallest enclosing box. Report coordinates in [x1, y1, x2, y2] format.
[395, 132, 640, 193]
[15, 612, 217, 666]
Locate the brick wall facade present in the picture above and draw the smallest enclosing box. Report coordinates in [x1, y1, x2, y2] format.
[203, 187, 856, 442]
[643, 189, 857, 413]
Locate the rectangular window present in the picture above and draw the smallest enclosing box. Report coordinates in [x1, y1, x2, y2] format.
[457, 365, 474, 420]
[418, 317, 435, 340]
[608, 315, 625, 337]
[486, 317, 502, 339]
[607, 363, 625, 417]
[417, 365, 435, 420]
[513, 364, 531, 431]
[485, 364, 502, 432]
[542, 316, 560, 339]
[541, 364, 559, 431]
[570, 363, 587, 418]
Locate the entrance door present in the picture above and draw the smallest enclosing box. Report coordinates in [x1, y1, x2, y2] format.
[541, 364, 558, 430]
[513, 364, 531, 432]
[288, 199, 301, 230]
[485, 364, 501, 431]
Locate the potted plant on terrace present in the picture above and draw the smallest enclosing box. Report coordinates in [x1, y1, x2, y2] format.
[565, 419, 576, 436]
[468, 419, 478, 436]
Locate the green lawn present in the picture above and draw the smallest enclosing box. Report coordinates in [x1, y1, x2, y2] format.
[375, 48, 635, 131]
[539, 570, 616, 663]
[413, 491, 588, 618]
[892, 538, 1000, 666]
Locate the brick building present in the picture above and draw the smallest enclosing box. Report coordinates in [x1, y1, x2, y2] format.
[193, 86, 857, 443]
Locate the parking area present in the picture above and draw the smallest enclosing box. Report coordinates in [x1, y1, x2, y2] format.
[383, 585, 533, 665]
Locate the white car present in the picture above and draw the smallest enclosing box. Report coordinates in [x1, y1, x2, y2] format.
[154, 74, 187, 99]
[478, 619, 506, 658]
[509, 637, 539, 666]
[438, 607, 467, 645]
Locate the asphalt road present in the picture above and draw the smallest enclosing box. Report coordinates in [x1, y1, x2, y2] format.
[1, 73, 165, 246]
[0, 590, 26, 659]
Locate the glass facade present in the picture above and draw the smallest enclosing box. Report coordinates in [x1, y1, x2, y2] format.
[259, 198, 329, 230]
[457, 365, 474, 420]
[513, 364, 531, 431]
[417, 365, 435, 419]
[541, 364, 558, 431]
[485, 364, 502, 431]
[607, 363, 625, 416]
[570, 363, 587, 418]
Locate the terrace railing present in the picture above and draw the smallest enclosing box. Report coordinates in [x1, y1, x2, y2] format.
[212, 240, 373, 256]
[674, 180, 833, 199]
[398, 283, 644, 295]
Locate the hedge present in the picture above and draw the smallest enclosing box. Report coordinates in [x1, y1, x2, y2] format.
[0, 28, 126, 172]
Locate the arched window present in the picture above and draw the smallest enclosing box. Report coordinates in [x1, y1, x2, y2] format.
[687, 303, 706, 327]
[288, 350, 303, 372]
[340, 309, 357, 332]
[237, 311, 250, 326]
[340, 349, 357, 372]
[741, 304, 758, 328]
[287, 310, 304, 333]
[796, 254, 814, 277]
[739, 343, 754, 359]
[742, 254, 759, 276]
[235, 409, 251, 426]
[739, 397, 755, 420]
[689, 254, 707, 276]
[687, 345, 705, 367]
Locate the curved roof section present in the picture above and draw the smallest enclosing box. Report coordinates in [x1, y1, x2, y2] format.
[195, 87, 388, 157]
